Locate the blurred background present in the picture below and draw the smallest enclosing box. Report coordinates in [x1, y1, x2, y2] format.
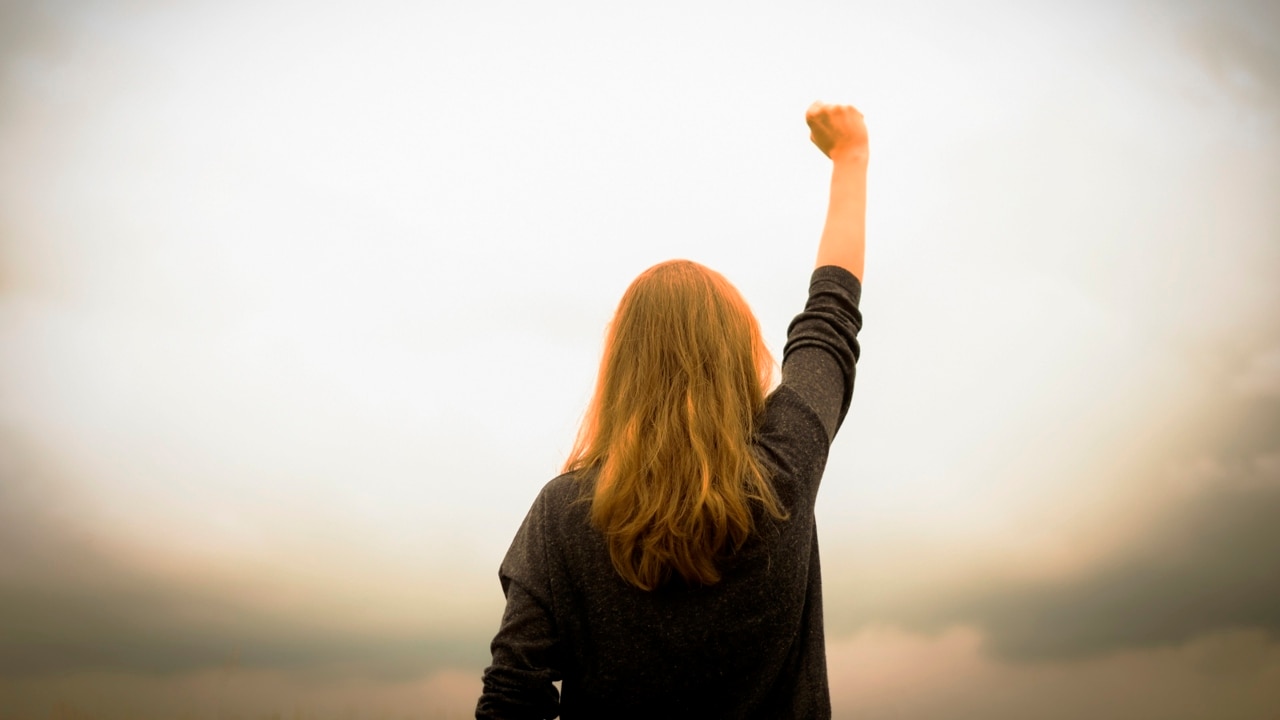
[1, 0, 1278, 717]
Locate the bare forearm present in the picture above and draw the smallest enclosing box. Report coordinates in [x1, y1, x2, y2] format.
[815, 156, 868, 282]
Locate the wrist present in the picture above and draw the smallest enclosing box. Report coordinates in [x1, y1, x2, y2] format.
[831, 149, 869, 167]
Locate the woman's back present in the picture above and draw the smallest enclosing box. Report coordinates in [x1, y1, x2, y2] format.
[482, 267, 861, 718]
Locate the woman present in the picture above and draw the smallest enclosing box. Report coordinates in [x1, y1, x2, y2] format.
[476, 101, 868, 719]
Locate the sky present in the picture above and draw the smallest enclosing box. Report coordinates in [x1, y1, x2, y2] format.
[0, 0, 1278, 717]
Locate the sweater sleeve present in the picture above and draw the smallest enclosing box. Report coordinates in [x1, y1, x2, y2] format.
[779, 265, 863, 442]
[476, 491, 563, 720]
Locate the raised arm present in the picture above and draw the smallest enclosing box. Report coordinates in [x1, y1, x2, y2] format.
[806, 102, 869, 282]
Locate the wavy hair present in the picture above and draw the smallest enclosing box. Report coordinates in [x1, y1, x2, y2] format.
[563, 259, 787, 590]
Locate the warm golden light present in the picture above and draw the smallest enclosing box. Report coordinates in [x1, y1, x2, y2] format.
[0, 0, 1276, 717]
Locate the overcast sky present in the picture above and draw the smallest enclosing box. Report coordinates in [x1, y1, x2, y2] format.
[1, 0, 1278, 717]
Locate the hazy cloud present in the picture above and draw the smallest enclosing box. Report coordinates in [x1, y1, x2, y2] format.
[0, 549, 490, 681]
[0, 1, 56, 96]
[848, 395, 1280, 662]
[962, 479, 1280, 662]
[1233, 345, 1280, 398]
[1181, 0, 1280, 112]
[0, 435, 490, 680]
[826, 625, 1280, 720]
[0, 667, 482, 719]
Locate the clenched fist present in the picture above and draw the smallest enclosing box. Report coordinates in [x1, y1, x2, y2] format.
[806, 102, 868, 163]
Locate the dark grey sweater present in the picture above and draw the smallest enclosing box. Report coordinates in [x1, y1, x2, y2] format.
[477, 266, 863, 719]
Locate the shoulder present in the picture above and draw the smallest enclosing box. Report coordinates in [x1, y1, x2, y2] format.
[538, 470, 590, 508]
[758, 385, 829, 464]
[501, 472, 593, 588]
[503, 471, 603, 589]
[755, 383, 831, 510]
[524, 470, 594, 537]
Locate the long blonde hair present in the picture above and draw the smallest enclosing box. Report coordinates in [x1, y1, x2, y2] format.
[563, 259, 787, 590]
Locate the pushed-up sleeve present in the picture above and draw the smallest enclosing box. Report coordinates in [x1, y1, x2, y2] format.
[780, 265, 863, 442]
[476, 491, 562, 720]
